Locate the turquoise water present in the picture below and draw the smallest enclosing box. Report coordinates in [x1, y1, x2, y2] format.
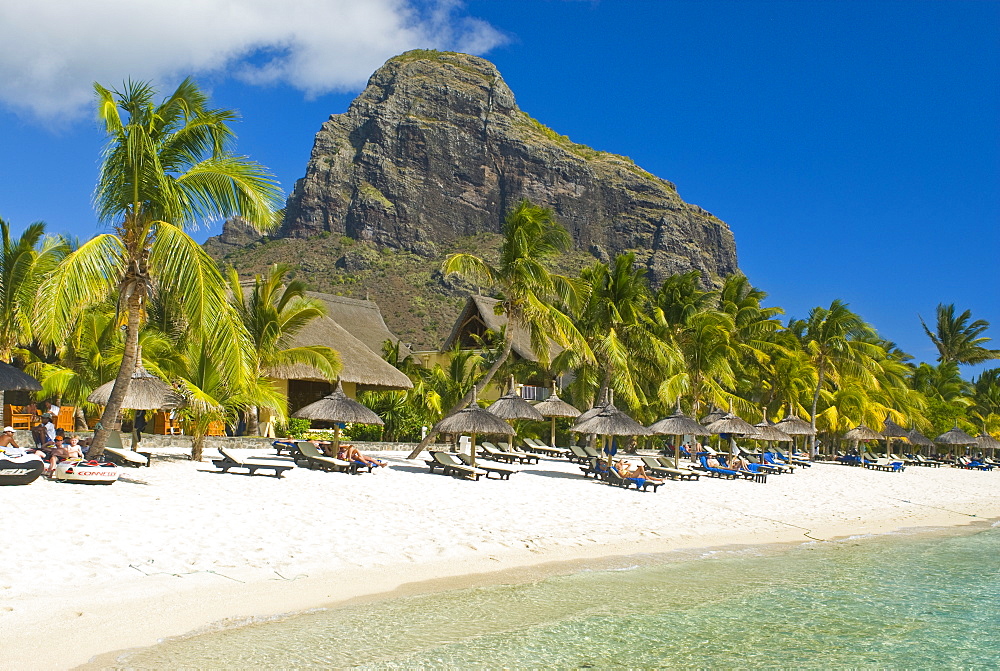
[111, 524, 1000, 668]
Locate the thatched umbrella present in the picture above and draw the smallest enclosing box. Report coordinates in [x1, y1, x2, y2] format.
[532, 383, 580, 449]
[907, 428, 934, 453]
[292, 380, 384, 451]
[705, 412, 757, 457]
[0, 361, 41, 391]
[934, 426, 977, 458]
[774, 412, 817, 459]
[573, 404, 650, 482]
[976, 433, 1000, 459]
[751, 420, 793, 442]
[844, 424, 883, 459]
[487, 378, 545, 451]
[881, 419, 910, 458]
[648, 405, 709, 468]
[700, 407, 727, 426]
[433, 405, 513, 467]
[88, 364, 183, 447]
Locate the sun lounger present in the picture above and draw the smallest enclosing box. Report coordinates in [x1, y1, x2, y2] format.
[455, 452, 515, 479]
[522, 437, 569, 457]
[481, 441, 537, 464]
[957, 456, 992, 471]
[101, 431, 151, 467]
[212, 447, 294, 477]
[295, 441, 357, 473]
[653, 457, 701, 480]
[763, 452, 795, 473]
[272, 440, 299, 456]
[864, 457, 904, 472]
[775, 448, 811, 467]
[568, 445, 591, 464]
[716, 456, 768, 483]
[580, 457, 607, 479]
[912, 454, 942, 467]
[424, 451, 488, 480]
[607, 464, 660, 492]
[499, 441, 544, 462]
[697, 456, 741, 480]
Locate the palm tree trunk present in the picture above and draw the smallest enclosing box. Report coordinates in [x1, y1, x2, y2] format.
[191, 426, 206, 461]
[89, 289, 142, 457]
[406, 336, 515, 459]
[246, 406, 260, 435]
[809, 364, 826, 458]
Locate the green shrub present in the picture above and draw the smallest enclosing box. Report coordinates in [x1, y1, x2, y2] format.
[276, 418, 312, 438]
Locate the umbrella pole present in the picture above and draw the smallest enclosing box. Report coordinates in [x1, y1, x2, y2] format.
[674, 434, 680, 470]
[334, 425, 341, 453]
[551, 417, 557, 449]
[470, 432, 477, 467]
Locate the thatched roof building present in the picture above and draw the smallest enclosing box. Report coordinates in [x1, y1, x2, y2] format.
[269, 315, 412, 391]
[306, 291, 411, 359]
[441, 295, 560, 363]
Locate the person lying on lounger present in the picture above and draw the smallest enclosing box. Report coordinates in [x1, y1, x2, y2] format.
[705, 455, 723, 469]
[337, 443, 388, 468]
[614, 459, 663, 483]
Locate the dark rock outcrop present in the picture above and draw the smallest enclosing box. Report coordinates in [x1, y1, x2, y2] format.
[276, 50, 738, 284]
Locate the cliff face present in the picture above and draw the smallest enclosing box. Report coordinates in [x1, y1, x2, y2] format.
[276, 50, 738, 285]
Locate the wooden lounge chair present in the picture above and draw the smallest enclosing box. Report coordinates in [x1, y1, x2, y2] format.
[424, 451, 488, 480]
[456, 452, 515, 479]
[607, 464, 661, 492]
[522, 437, 569, 458]
[567, 445, 591, 464]
[480, 441, 536, 464]
[101, 430, 151, 467]
[212, 447, 294, 477]
[654, 457, 701, 480]
[697, 456, 741, 480]
[498, 441, 544, 462]
[295, 440, 356, 473]
[579, 457, 607, 479]
[272, 440, 299, 456]
[864, 457, 904, 472]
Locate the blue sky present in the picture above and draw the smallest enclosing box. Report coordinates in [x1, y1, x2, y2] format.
[0, 0, 997, 372]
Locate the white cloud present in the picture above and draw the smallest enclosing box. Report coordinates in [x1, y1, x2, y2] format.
[0, 0, 505, 121]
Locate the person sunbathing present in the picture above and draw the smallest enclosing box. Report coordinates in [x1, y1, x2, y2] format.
[614, 458, 662, 483]
[705, 455, 723, 469]
[337, 443, 388, 468]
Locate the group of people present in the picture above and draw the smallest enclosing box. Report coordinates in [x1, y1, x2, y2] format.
[0, 426, 90, 475]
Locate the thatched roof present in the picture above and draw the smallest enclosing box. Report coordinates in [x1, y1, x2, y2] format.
[774, 414, 817, 436]
[845, 424, 883, 441]
[532, 391, 581, 419]
[907, 429, 934, 447]
[291, 381, 384, 425]
[441, 295, 561, 363]
[700, 407, 727, 425]
[88, 365, 183, 410]
[705, 413, 757, 436]
[935, 427, 976, 445]
[881, 418, 910, 438]
[0, 361, 41, 391]
[572, 405, 650, 436]
[306, 291, 411, 359]
[751, 421, 793, 442]
[271, 315, 412, 390]
[487, 391, 545, 421]
[648, 410, 710, 436]
[433, 406, 514, 436]
[976, 433, 1000, 450]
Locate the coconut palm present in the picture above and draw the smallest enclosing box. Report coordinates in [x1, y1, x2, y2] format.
[568, 253, 679, 413]
[37, 78, 282, 455]
[227, 264, 341, 434]
[407, 200, 589, 457]
[0, 217, 67, 361]
[790, 300, 885, 455]
[920, 303, 1000, 366]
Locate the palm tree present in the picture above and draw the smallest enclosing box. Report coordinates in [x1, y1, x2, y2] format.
[407, 200, 589, 458]
[0, 217, 67, 361]
[791, 300, 885, 455]
[37, 79, 282, 456]
[920, 303, 1000, 366]
[569, 253, 678, 413]
[227, 264, 341, 434]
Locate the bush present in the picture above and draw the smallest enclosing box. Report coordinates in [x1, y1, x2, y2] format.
[275, 418, 312, 438]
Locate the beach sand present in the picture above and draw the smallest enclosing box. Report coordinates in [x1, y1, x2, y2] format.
[2, 448, 998, 669]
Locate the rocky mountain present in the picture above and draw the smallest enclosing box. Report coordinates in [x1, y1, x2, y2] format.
[206, 50, 739, 349]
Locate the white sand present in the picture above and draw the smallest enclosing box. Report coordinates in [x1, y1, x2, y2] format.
[2, 448, 998, 669]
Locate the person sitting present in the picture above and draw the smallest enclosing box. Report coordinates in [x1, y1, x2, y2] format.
[337, 443, 388, 468]
[729, 455, 749, 471]
[614, 458, 663, 483]
[47, 435, 84, 475]
[705, 455, 723, 469]
[0, 426, 20, 451]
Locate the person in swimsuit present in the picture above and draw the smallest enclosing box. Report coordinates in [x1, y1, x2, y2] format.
[47, 435, 83, 475]
[613, 458, 662, 483]
[337, 443, 387, 468]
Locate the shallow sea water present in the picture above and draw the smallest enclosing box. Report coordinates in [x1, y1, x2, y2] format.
[111, 524, 1000, 668]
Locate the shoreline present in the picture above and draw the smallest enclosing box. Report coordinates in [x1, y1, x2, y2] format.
[2, 449, 998, 669]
